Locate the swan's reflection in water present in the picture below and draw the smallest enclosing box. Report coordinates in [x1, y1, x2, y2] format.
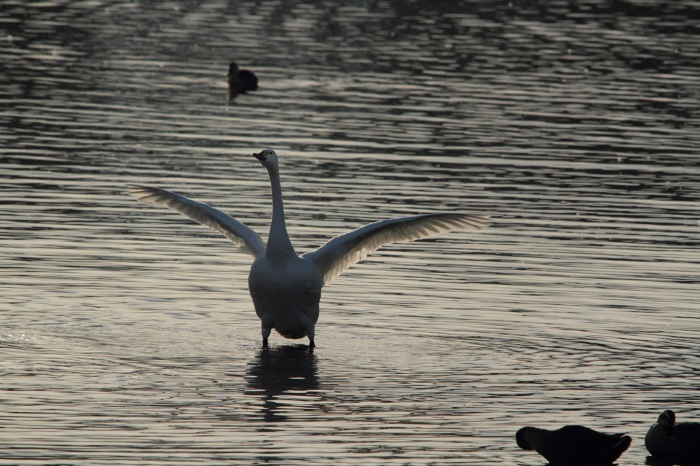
[244, 345, 320, 422]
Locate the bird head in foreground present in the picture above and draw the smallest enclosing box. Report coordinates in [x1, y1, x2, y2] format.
[515, 427, 534, 450]
[252, 148, 279, 170]
[657, 410, 675, 432]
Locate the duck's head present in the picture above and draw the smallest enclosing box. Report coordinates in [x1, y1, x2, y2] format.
[252, 148, 279, 170]
[657, 410, 676, 432]
[515, 427, 534, 450]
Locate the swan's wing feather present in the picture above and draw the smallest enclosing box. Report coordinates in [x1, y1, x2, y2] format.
[127, 184, 266, 258]
[302, 213, 490, 285]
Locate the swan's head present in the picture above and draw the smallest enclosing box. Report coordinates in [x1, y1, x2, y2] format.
[252, 148, 279, 170]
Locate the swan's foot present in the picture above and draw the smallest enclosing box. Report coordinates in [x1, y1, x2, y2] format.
[308, 339, 315, 349]
[262, 337, 269, 348]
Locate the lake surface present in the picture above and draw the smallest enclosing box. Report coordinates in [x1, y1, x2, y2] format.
[1, 1, 699, 464]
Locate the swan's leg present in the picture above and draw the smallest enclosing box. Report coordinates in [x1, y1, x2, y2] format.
[261, 325, 271, 348]
[307, 324, 315, 349]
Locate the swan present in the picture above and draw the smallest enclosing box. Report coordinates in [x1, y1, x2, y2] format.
[127, 149, 490, 348]
[516, 425, 632, 465]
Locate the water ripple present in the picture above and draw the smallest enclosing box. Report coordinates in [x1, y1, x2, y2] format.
[2, 0, 700, 464]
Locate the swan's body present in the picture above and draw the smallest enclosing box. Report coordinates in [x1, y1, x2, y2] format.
[516, 425, 632, 465]
[645, 410, 700, 463]
[249, 254, 322, 342]
[127, 149, 489, 347]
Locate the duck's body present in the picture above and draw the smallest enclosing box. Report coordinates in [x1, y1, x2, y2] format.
[128, 149, 489, 347]
[227, 62, 258, 102]
[646, 410, 700, 463]
[516, 425, 631, 465]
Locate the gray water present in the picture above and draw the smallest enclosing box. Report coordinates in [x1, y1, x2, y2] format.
[2, 1, 700, 464]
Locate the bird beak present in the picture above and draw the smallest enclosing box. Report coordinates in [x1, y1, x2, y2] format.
[252, 152, 264, 161]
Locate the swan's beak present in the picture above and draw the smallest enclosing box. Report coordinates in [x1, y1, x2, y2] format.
[252, 152, 265, 161]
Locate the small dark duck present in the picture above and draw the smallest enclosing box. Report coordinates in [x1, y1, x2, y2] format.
[227, 61, 258, 102]
[516, 425, 632, 465]
[645, 410, 700, 464]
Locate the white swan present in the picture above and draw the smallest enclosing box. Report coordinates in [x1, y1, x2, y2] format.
[127, 149, 490, 348]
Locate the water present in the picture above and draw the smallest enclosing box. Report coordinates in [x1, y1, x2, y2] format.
[2, 1, 700, 464]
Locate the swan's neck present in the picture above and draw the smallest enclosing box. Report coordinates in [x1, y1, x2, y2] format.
[266, 167, 296, 262]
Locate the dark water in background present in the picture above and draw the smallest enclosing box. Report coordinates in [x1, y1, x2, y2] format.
[1, 1, 699, 464]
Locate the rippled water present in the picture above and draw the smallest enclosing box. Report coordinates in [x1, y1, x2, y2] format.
[2, 1, 700, 464]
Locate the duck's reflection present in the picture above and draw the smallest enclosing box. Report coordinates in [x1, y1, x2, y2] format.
[244, 345, 319, 422]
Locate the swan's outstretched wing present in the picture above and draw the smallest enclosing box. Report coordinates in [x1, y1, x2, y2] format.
[302, 213, 490, 285]
[127, 184, 266, 258]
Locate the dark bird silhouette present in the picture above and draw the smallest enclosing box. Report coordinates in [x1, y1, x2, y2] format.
[227, 61, 258, 102]
[516, 425, 632, 465]
[646, 410, 700, 464]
